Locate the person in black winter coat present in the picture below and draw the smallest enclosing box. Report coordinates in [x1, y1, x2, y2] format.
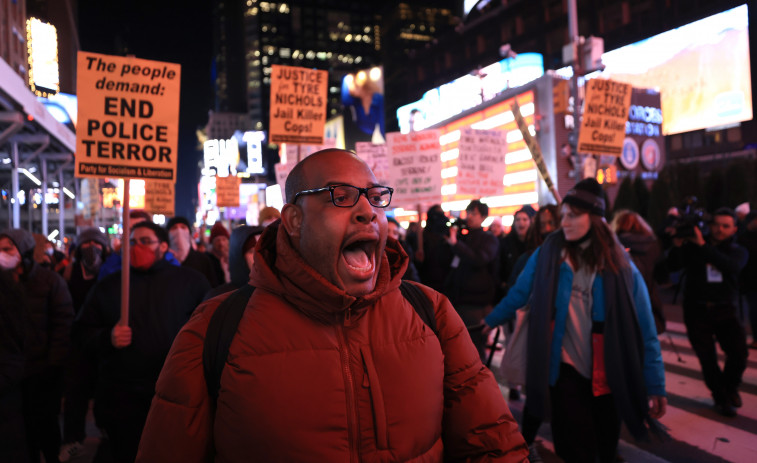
[667, 207, 749, 417]
[166, 216, 219, 287]
[0, 270, 29, 463]
[205, 224, 265, 300]
[76, 222, 210, 463]
[612, 210, 666, 334]
[416, 205, 455, 292]
[0, 228, 74, 463]
[59, 227, 111, 461]
[444, 200, 499, 362]
[738, 211, 757, 348]
[497, 205, 535, 300]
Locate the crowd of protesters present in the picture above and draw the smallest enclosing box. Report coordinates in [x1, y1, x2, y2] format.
[1, 155, 756, 462]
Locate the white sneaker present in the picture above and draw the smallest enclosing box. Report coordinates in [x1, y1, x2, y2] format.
[59, 441, 84, 462]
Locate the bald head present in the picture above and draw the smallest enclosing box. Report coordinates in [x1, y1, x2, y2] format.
[280, 148, 388, 297]
[285, 149, 368, 204]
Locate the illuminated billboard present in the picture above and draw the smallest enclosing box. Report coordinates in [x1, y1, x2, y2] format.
[596, 4, 751, 135]
[396, 53, 544, 134]
[26, 18, 60, 97]
[341, 66, 385, 149]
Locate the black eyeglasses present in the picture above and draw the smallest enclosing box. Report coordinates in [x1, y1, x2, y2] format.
[293, 184, 394, 208]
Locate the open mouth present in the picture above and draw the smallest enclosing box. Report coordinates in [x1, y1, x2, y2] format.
[341, 239, 376, 274]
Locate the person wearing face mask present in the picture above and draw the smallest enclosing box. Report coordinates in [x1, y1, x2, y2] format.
[483, 179, 666, 463]
[166, 216, 218, 287]
[0, 228, 74, 463]
[97, 210, 181, 280]
[76, 221, 210, 463]
[58, 228, 111, 461]
[204, 225, 265, 300]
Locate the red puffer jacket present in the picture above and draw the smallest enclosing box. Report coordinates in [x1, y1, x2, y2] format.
[137, 223, 527, 462]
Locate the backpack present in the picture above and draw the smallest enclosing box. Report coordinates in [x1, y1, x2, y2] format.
[202, 280, 436, 407]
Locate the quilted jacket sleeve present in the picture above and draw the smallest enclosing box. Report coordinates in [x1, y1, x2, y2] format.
[136, 299, 220, 463]
[425, 288, 529, 462]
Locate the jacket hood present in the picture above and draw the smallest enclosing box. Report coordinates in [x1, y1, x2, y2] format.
[249, 221, 408, 324]
[229, 225, 264, 286]
[0, 228, 35, 256]
[617, 232, 657, 256]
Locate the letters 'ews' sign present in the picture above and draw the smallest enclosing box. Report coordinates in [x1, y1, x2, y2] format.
[75, 51, 181, 181]
[269, 65, 328, 145]
[577, 79, 632, 156]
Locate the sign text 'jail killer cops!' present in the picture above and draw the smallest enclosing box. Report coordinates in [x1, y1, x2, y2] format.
[577, 79, 632, 156]
[269, 65, 328, 145]
[75, 51, 181, 181]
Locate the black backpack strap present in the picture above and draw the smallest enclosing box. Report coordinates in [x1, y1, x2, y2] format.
[399, 280, 437, 335]
[203, 284, 256, 407]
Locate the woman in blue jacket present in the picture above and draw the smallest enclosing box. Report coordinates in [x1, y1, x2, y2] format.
[484, 178, 667, 463]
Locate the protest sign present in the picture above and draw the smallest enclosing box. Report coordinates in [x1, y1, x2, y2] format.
[283, 138, 336, 163]
[269, 64, 328, 144]
[274, 162, 296, 200]
[386, 130, 442, 208]
[75, 51, 181, 181]
[355, 142, 390, 185]
[457, 128, 507, 197]
[216, 176, 241, 208]
[144, 181, 174, 216]
[577, 79, 633, 156]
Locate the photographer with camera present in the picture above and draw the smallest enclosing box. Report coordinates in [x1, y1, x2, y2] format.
[666, 207, 749, 417]
[444, 200, 500, 362]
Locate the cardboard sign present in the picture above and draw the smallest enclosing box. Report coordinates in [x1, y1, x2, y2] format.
[386, 130, 442, 208]
[283, 138, 335, 164]
[269, 65, 328, 144]
[457, 128, 507, 197]
[577, 79, 632, 156]
[355, 142, 390, 185]
[274, 163, 296, 202]
[144, 181, 175, 216]
[75, 51, 181, 180]
[216, 176, 241, 208]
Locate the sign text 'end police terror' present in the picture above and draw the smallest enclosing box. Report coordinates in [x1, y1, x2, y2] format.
[81, 97, 171, 162]
[75, 51, 180, 181]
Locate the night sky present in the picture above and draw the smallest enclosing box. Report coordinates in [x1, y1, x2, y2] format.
[77, 0, 214, 219]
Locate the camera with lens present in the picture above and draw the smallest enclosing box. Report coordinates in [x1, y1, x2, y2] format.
[671, 196, 710, 239]
[446, 217, 468, 232]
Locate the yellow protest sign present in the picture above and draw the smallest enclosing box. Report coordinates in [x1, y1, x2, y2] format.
[216, 176, 241, 208]
[577, 79, 632, 156]
[269, 64, 327, 145]
[75, 51, 181, 180]
[144, 181, 175, 216]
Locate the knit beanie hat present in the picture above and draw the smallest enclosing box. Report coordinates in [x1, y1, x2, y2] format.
[0, 228, 36, 255]
[76, 227, 110, 250]
[515, 204, 537, 219]
[210, 222, 230, 243]
[563, 178, 605, 216]
[166, 216, 192, 232]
